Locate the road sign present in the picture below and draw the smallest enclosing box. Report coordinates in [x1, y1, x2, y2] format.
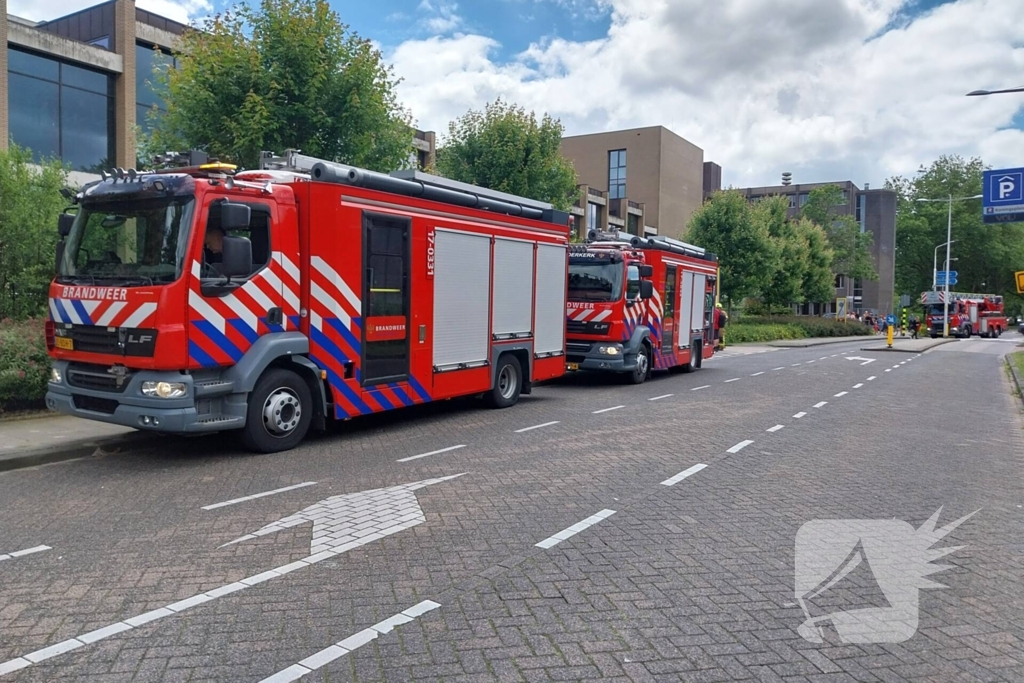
[836, 297, 847, 319]
[936, 271, 958, 286]
[983, 168, 1024, 224]
[899, 294, 911, 308]
[1016, 271, 1024, 295]
[885, 314, 896, 326]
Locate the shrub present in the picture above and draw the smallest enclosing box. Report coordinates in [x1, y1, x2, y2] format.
[0, 318, 51, 411]
[723, 315, 874, 344]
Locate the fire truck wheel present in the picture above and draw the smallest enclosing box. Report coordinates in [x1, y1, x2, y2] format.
[627, 343, 651, 384]
[240, 368, 312, 453]
[486, 355, 522, 408]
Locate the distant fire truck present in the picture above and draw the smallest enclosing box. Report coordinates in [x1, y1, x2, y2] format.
[920, 291, 1008, 338]
[46, 151, 570, 452]
[565, 230, 719, 383]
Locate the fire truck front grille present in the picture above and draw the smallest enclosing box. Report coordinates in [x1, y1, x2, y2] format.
[60, 325, 158, 357]
[67, 365, 132, 393]
[73, 395, 119, 414]
[566, 342, 592, 354]
[567, 321, 587, 334]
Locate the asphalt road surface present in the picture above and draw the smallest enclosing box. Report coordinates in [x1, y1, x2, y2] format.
[1, 337, 1023, 682]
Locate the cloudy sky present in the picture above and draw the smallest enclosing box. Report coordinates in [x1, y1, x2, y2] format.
[13, 0, 1024, 188]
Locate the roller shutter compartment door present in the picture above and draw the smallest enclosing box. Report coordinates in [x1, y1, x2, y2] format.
[690, 273, 707, 334]
[678, 271, 694, 348]
[492, 238, 534, 338]
[534, 243, 567, 355]
[432, 230, 491, 369]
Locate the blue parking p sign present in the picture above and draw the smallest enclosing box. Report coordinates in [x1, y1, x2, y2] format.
[983, 168, 1024, 223]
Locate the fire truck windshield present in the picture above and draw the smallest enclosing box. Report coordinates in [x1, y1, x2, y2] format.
[57, 197, 196, 285]
[568, 261, 624, 301]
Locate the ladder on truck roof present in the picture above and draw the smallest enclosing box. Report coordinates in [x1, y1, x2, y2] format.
[584, 229, 716, 262]
[259, 150, 569, 225]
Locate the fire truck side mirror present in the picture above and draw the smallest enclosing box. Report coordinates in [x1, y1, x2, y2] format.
[639, 280, 654, 300]
[220, 202, 251, 231]
[57, 212, 75, 237]
[221, 236, 253, 278]
[639, 264, 654, 278]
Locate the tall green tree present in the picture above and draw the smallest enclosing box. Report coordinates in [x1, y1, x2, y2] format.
[686, 190, 775, 310]
[793, 217, 835, 305]
[435, 100, 578, 211]
[0, 144, 68, 319]
[149, 0, 412, 171]
[801, 184, 876, 282]
[754, 196, 806, 313]
[887, 155, 1024, 315]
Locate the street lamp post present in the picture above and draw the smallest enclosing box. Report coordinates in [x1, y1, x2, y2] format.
[915, 195, 982, 337]
[966, 86, 1024, 96]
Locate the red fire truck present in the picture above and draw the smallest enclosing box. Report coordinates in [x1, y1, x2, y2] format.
[45, 151, 570, 452]
[921, 290, 1008, 338]
[565, 231, 719, 383]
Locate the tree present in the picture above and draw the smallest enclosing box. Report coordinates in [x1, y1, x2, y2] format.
[793, 217, 835, 305]
[887, 155, 1024, 315]
[435, 100, 578, 211]
[754, 196, 806, 313]
[686, 190, 775, 309]
[149, 0, 412, 171]
[0, 144, 68, 319]
[801, 184, 876, 282]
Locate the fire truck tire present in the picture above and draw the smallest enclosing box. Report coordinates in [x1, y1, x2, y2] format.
[681, 341, 702, 373]
[240, 368, 312, 453]
[627, 343, 651, 384]
[486, 355, 522, 408]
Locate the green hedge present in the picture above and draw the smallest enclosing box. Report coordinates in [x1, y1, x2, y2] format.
[725, 315, 874, 344]
[0, 318, 51, 411]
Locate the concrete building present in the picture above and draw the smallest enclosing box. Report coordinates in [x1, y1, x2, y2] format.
[2, 0, 436, 184]
[738, 181, 897, 316]
[560, 126, 705, 238]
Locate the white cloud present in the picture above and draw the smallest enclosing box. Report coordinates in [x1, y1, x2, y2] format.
[416, 0, 464, 35]
[390, 0, 1024, 188]
[9, 0, 209, 25]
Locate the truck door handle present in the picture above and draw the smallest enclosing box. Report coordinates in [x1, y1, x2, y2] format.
[267, 307, 283, 326]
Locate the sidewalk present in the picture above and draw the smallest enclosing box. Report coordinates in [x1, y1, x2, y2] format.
[860, 337, 958, 353]
[0, 413, 140, 472]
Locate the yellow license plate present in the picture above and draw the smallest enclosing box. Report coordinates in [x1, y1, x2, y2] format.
[55, 337, 73, 350]
[567, 362, 579, 371]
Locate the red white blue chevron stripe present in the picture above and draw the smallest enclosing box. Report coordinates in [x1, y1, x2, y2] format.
[49, 298, 156, 328]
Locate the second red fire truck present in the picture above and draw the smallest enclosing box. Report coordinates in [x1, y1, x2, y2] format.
[921, 290, 1008, 338]
[565, 230, 720, 383]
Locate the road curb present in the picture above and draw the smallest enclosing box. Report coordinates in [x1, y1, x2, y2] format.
[1007, 354, 1024, 404]
[0, 432, 149, 474]
[766, 336, 873, 348]
[860, 338, 959, 353]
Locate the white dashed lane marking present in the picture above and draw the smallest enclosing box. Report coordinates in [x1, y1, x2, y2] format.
[725, 378, 741, 383]
[648, 394, 673, 402]
[773, 367, 785, 371]
[834, 391, 848, 397]
[660, 463, 708, 486]
[751, 372, 765, 376]
[258, 600, 442, 683]
[0, 545, 50, 562]
[592, 405, 625, 414]
[867, 376, 877, 381]
[792, 363, 802, 367]
[766, 425, 784, 433]
[397, 445, 466, 462]
[814, 401, 828, 408]
[807, 360, 816, 364]
[692, 385, 710, 391]
[853, 383, 864, 389]
[727, 440, 754, 453]
[515, 421, 560, 433]
[793, 412, 807, 419]
[536, 509, 617, 549]
[201, 482, 317, 511]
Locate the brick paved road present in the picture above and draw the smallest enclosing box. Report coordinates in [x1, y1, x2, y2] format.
[1, 338, 1022, 681]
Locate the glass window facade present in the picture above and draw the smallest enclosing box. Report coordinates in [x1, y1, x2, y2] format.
[8, 47, 114, 172]
[608, 149, 626, 199]
[136, 43, 176, 134]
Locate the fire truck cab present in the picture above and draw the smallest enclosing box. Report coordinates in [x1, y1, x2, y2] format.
[565, 231, 719, 384]
[45, 151, 570, 453]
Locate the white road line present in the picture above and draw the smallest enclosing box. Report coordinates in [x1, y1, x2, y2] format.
[793, 412, 807, 419]
[831, 354, 838, 357]
[660, 463, 708, 486]
[807, 360, 816, 364]
[724, 378, 741, 383]
[834, 391, 848, 397]
[201, 483, 317, 511]
[892, 365, 900, 369]
[766, 425, 784, 433]
[900, 361, 907, 365]
[258, 600, 442, 682]
[814, 401, 828, 408]
[819, 356, 828, 360]
[791, 363, 802, 366]
[751, 372, 765, 376]
[727, 440, 754, 454]
[592, 405, 625, 414]
[535, 509, 616, 549]
[853, 383, 864, 389]
[773, 367, 785, 371]
[867, 376, 877, 381]
[397, 444, 466, 463]
[0, 545, 50, 562]
[692, 385, 710, 391]
[515, 421, 560, 433]
[885, 369, 892, 372]
[648, 394, 674, 402]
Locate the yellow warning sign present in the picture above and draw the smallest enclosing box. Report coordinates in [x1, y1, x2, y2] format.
[1016, 270, 1024, 294]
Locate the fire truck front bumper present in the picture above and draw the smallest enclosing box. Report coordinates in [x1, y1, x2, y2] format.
[45, 360, 246, 434]
[565, 341, 637, 373]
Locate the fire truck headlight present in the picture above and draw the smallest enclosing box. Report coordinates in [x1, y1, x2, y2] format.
[597, 345, 622, 356]
[142, 381, 186, 398]
[50, 368, 62, 384]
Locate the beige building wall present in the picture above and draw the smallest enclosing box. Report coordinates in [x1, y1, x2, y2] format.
[560, 126, 704, 237]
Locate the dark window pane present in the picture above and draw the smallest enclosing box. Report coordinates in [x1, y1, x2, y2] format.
[135, 43, 171, 107]
[9, 73, 59, 161]
[88, 36, 110, 49]
[136, 103, 164, 135]
[9, 48, 59, 81]
[61, 87, 111, 172]
[61, 63, 109, 95]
